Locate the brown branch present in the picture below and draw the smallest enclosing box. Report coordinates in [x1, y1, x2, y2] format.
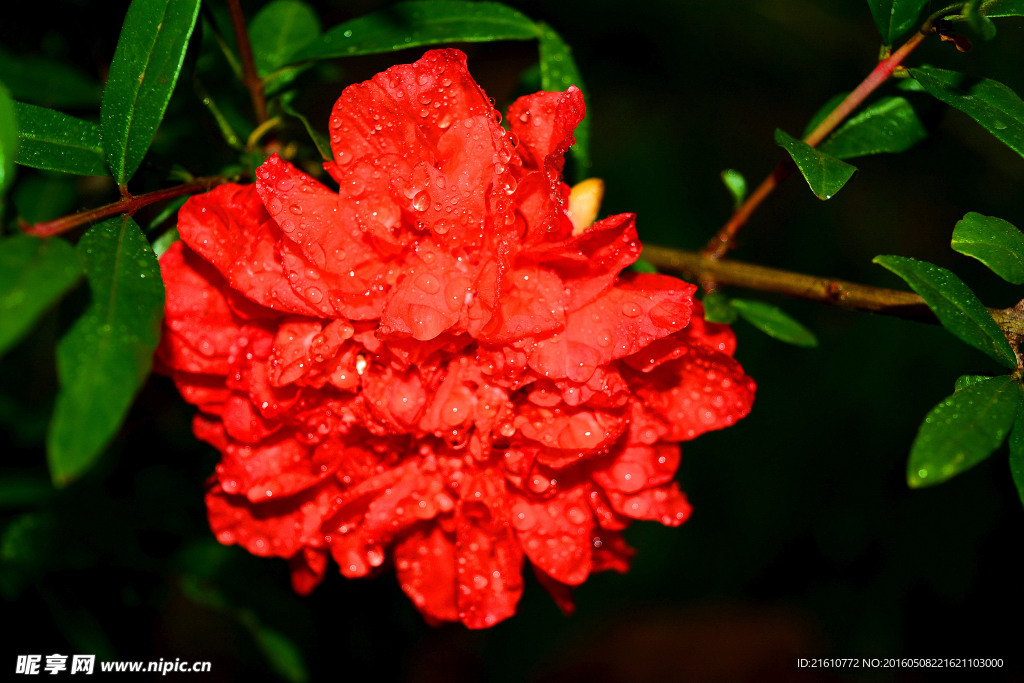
[644, 244, 1024, 336]
[227, 0, 268, 125]
[23, 176, 232, 238]
[702, 26, 933, 262]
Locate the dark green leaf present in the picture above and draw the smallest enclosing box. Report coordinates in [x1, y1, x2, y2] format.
[101, 0, 202, 185]
[250, 623, 309, 683]
[951, 212, 1024, 284]
[152, 227, 180, 258]
[629, 257, 658, 274]
[1009, 386, 1024, 508]
[907, 376, 1018, 487]
[730, 298, 817, 347]
[818, 96, 927, 159]
[250, 0, 321, 76]
[964, 0, 998, 37]
[47, 216, 164, 486]
[775, 128, 857, 200]
[978, 0, 1024, 17]
[955, 374, 991, 391]
[13, 173, 79, 223]
[0, 47, 102, 108]
[0, 235, 82, 357]
[802, 92, 848, 138]
[873, 254, 1017, 368]
[280, 94, 331, 161]
[291, 1, 539, 62]
[13, 102, 107, 176]
[720, 169, 746, 209]
[0, 82, 16, 198]
[537, 22, 589, 171]
[0, 474, 52, 509]
[702, 293, 738, 324]
[909, 66, 1024, 161]
[867, 0, 929, 45]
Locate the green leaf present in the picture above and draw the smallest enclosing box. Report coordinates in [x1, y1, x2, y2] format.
[873, 254, 1017, 369]
[250, 623, 309, 683]
[0, 82, 16, 199]
[152, 227, 180, 258]
[629, 257, 658, 274]
[13, 174, 79, 223]
[730, 298, 818, 347]
[775, 128, 857, 200]
[0, 47, 102, 108]
[279, 94, 331, 161]
[101, 0, 202, 185]
[702, 293, 738, 325]
[537, 22, 589, 171]
[1009, 387, 1024, 508]
[964, 0, 998, 38]
[867, 0, 929, 45]
[47, 216, 164, 487]
[818, 97, 927, 159]
[951, 212, 1024, 284]
[978, 0, 1024, 17]
[720, 169, 746, 209]
[908, 66, 1024, 161]
[291, 1, 539, 62]
[955, 374, 991, 391]
[250, 0, 321, 76]
[0, 235, 82, 358]
[907, 375, 1019, 487]
[13, 103, 107, 176]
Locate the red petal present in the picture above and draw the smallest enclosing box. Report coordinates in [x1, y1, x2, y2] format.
[507, 87, 585, 174]
[510, 486, 593, 585]
[395, 525, 459, 624]
[455, 472, 524, 628]
[289, 547, 328, 595]
[606, 483, 692, 526]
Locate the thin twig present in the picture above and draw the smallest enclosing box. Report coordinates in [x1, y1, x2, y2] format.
[226, 0, 268, 125]
[702, 27, 933, 262]
[24, 176, 232, 238]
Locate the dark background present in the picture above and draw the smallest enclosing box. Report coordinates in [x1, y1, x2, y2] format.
[2, 1, 1024, 680]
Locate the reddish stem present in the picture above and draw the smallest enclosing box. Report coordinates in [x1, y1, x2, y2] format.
[24, 176, 231, 238]
[226, 0, 268, 125]
[702, 27, 932, 261]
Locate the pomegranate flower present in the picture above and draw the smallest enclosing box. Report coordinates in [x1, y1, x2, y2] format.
[157, 49, 755, 628]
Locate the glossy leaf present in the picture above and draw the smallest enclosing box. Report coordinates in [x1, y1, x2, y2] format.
[907, 376, 1018, 487]
[964, 0, 998, 38]
[802, 93, 848, 138]
[775, 129, 856, 200]
[873, 255, 1017, 369]
[0, 235, 82, 358]
[101, 0, 202, 185]
[909, 66, 1024, 161]
[537, 22, 589, 171]
[951, 212, 1024, 284]
[291, 1, 539, 62]
[1009, 390, 1024, 509]
[955, 374, 991, 391]
[730, 298, 817, 347]
[250, 0, 321, 76]
[867, 0, 930, 45]
[977, 0, 1024, 17]
[0, 82, 15, 198]
[702, 293, 738, 325]
[818, 97, 927, 159]
[0, 47, 101, 108]
[720, 169, 746, 208]
[13, 102, 107, 176]
[47, 216, 164, 487]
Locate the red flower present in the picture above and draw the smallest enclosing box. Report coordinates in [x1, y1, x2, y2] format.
[157, 49, 755, 628]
